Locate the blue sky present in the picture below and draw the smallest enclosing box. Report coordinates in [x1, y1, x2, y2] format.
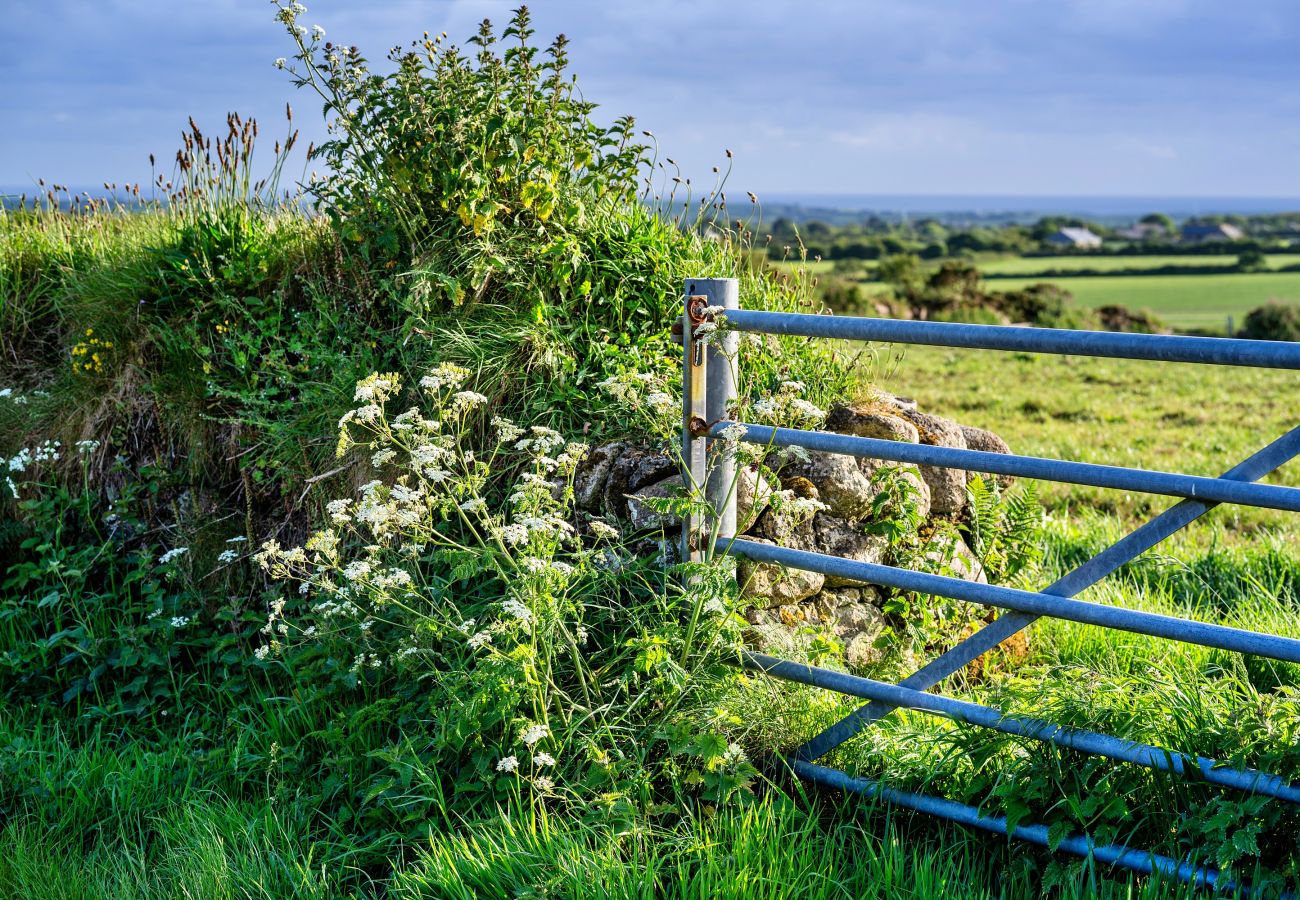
[4, 0, 1300, 197]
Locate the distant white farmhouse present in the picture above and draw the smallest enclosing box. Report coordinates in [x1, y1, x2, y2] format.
[1180, 222, 1245, 243]
[1044, 226, 1103, 249]
[1116, 222, 1167, 241]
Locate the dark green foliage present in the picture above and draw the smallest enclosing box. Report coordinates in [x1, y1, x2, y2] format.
[1240, 301, 1300, 342]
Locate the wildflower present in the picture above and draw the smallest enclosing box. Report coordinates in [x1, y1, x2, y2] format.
[501, 598, 532, 623]
[468, 631, 492, 649]
[492, 416, 523, 443]
[312, 24, 325, 38]
[353, 404, 382, 423]
[226, 535, 247, 544]
[371, 448, 396, 467]
[646, 392, 677, 415]
[701, 305, 726, 317]
[588, 520, 620, 540]
[158, 547, 189, 565]
[717, 423, 748, 444]
[75, 439, 101, 454]
[254, 644, 271, 660]
[496, 755, 519, 773]
[522, 724, 549, 746]
[459, 497, 486, 513]
[498, 523, 529, 546]
[170, 615, 190, 628]
[533, 752, 556, 767]
[274, 57, 287, 69]
[450, 390, 488, 413]
[218, 549, 238, 564]
[146, 608, 163, 621]
[534, 775, 555, 792]
[419, 364, 470, 393]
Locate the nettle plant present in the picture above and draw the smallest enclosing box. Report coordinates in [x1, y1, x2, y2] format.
[255, 365, 755, 810]
[274, 2, 645, 314]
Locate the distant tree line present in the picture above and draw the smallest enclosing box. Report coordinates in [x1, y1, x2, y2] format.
[759, 211, 1300, 263]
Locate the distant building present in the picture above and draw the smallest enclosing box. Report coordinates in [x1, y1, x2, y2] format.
[1116, 222, 1167, 241]
[1044, 227, 1103, 249]
[1180, 222, 1245, 243]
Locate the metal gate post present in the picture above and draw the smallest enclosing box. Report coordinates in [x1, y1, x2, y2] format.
[681, 277, 739, 562]
[699, 278, 739, 549]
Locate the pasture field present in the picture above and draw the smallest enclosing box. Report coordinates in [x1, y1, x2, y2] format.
[979, 253, 1300, 275]
[985, 271, 1300, 330]
[868, 344, 1300, 531]
[772, 254, 1300, 280]
[772, 259, 1300, 330]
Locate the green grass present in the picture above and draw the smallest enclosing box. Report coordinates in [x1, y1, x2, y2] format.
[977, 254, 1300, 276]
[868, 344, 1299, 530]
[986, 271, 1300, 329]
[0, 702, 1232, 899]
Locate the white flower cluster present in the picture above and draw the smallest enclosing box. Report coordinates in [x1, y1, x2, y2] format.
[5, 440, 60, 498]
[158, 547, 189, 565]
[751, 380, 827, 425]
[419, 363, 471, 394]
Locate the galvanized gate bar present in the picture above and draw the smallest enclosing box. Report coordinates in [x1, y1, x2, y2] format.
[796, 425, 1300, 762]
[741, 651, 1300, 803]
[722, 309, 1300, 369]
[790, 760, 1233, 892]
[726, 538, 1300, 663]
[715, 422, 1300, 513]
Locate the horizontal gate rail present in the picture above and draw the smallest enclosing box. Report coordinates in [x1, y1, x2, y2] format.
[740, 651, 1300, 804]
[714, 422, 1300, 513]
[676, 280, 1300, 891]
[722, 309, 1300, 369]
[790, 760, 1233, 893]
[726, 537, 1300, 664]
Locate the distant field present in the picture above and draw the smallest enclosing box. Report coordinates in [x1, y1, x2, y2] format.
[773, 254, 1300, 278]
[979, 253, 1300, 275]
[771, 257, 1300, 329]
[988, 271, 1300, 329]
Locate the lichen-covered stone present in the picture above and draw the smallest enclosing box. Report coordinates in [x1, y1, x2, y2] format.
[921, 532, 987, 584]
[784, 450, 875, 520]
[736, 537, 825, 606]
[891, 407, 969, 515]
[573, 442, 624, 510]
[826, 405, 921, 444]
[625, 465, 771, 533]
[734, 464, 773, 532]
[960, 425, 1014, 488]
[603, 448, 676, 519]
[812, 515, 889, 587]
[625, 476, 681, 531]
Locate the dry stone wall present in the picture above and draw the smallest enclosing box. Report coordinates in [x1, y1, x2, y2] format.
[570, 393, 1015, 674]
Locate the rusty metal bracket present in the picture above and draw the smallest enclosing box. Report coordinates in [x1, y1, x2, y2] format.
[687, 294, 711, 326]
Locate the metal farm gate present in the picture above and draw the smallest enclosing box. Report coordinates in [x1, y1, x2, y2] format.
[677, 277, 1300, 892]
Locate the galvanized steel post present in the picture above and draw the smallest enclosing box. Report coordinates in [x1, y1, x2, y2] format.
[696, 278, 739, 546]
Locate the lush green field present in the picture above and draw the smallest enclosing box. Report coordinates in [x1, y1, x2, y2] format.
[871, 344, 1300, 530]
[774, 257, 1300, 329]
[986, 271, 1300, 329]
[978, 253, 1300, 275]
